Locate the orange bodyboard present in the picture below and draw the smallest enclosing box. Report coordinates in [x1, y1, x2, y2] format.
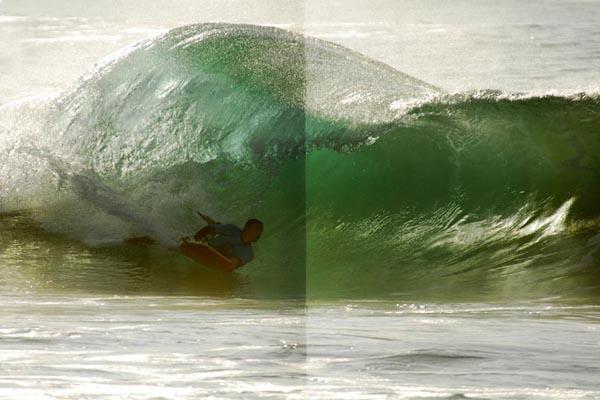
[179, 242, 236, 272]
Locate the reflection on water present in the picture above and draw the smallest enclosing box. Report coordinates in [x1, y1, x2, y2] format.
[2, 212, 600, 302]
[0, 212, 244, 296]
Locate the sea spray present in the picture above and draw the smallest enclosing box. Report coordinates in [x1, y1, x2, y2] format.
[1, 23, 599, 297]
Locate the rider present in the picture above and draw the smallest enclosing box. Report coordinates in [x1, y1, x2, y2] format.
[189, 212, 263, 267]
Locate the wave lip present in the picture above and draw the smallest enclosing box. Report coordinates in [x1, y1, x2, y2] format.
[47, 23, 442, 174]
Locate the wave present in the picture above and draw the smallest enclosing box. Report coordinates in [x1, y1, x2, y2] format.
[1, 23, 599, 298]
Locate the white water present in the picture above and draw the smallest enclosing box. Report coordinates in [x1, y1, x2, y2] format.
[2, 296, 600, 400]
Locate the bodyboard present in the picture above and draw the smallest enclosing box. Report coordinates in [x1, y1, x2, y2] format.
[180, 242, 235, 271]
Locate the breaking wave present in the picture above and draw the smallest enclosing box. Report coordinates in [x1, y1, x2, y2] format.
[1, 23, 599, 298]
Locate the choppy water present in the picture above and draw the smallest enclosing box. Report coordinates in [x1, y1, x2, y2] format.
[1, 0, 600, 398]
[2, 296, 600, 399]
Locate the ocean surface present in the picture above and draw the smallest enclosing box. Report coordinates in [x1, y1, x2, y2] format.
[1, 0, 600, 398]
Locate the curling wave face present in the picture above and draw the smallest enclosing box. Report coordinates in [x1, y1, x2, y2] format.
[1, 23, 599, 299]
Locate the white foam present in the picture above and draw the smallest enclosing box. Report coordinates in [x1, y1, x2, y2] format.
[0, 16, 27, 23]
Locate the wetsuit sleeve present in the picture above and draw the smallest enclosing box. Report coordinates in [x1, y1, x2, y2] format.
[212, 224, 241, 236]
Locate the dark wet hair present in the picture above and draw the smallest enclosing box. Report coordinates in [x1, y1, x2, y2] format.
[245, 219, 263, 231]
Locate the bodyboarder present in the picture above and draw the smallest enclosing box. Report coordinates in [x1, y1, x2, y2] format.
[181, 212, 263, 272]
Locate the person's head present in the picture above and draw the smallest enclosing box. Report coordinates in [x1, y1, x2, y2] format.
[241, 219, 263, 243]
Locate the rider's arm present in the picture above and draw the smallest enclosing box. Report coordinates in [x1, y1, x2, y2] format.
[194, 225, 215, 241]
[197, 211, 219, 225]
[194, 223, 236, 242]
